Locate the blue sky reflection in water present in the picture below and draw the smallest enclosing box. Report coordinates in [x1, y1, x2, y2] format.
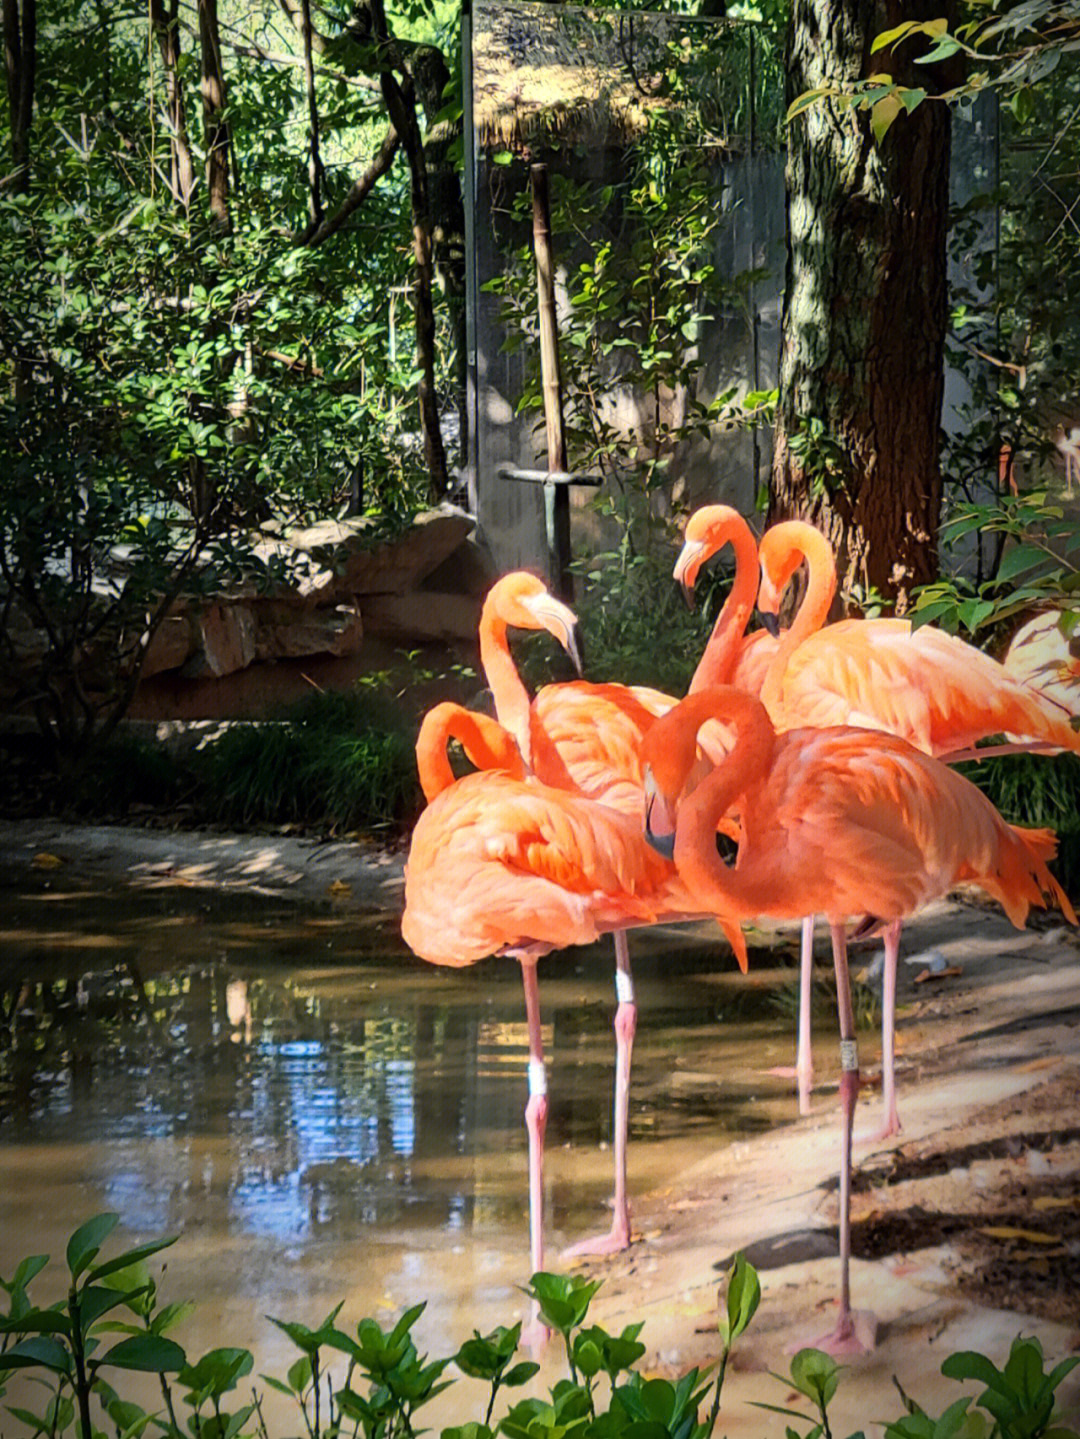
[0, 876, 809, 1359]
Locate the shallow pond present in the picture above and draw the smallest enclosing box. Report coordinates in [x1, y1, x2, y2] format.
[0, 862, 830, 1391]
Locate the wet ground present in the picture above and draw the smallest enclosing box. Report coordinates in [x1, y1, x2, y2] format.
[1, 820, 1079, 1435]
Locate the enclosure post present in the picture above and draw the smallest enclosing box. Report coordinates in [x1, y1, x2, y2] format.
[530, 162, 573, 599]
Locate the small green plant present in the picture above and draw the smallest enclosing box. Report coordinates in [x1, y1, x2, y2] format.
[2, 1219, 1077, 1439]
[887, 1336, 1080, 1439]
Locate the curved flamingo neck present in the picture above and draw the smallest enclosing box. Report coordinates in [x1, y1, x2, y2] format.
[760, 524, 838, 711]
[477, 593, 577, 790]
[416, 703, 523, 801]
[688, 517, 761, 693]
[479, 599, 533, 764]
[658, 689, 775, 918]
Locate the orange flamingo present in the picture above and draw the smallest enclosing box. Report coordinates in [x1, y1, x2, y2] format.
[402, 703, 743, 1278]
[640, 685, 1076, 1354]
[673, 504, 778, 694]
[477, 572, 743, 1255]
[755, 521, 1080, 1135]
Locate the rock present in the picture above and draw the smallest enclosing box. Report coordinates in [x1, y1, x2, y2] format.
[183, 604, 257, 678]
[254, 603, 363, 661]
[362, 590, 482, 643]
[142, 614, 194, 678]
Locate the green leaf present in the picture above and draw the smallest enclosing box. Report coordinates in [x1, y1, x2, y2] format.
[96, 1334, 186, 1374]
[786, 85, 834, 122]
[941, 1350, 1008, 1391]
[719, 1253, 761, 1347]
[789, 1348, 840, 1408]
[0, 1338, 73, 1375]
[1011, 86, 1036, 124]
[871, 93, 904, 144]
[88, 1237, 177, 1285]
[66, 1214, 120, 1280]
[871, 21, 920, 54]
[996, 544, 1049, 584]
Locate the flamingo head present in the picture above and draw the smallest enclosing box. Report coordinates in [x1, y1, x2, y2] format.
[485, 571, 584, 675]
[641, 699, 706, 859]
[756, 520, 835, 631]
[673, 505, 750, 603]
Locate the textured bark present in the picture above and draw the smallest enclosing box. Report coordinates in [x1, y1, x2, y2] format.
[149, 0, 195, 207]
[299, 0, 324, 231]
[770, 0, 957, 612]
[197, 0, 231, 231]
[3, 0, 35, 191]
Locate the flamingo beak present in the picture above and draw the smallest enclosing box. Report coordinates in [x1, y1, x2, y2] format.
[524, 593, 585, 676]
[758, 610, 781, 638]
[643, 770, 676, 860]
[673, 540, 707, 608]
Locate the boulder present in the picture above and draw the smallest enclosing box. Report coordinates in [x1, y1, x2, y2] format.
[183, 604, 258, 679]
[254, 603, 363, 661]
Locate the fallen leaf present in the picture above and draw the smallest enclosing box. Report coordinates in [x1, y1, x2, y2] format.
[979, 1225, 1059, 1245]
[31, 851, 64, 869]
[1033, 1194, 1080, 1211]
[327, 879, 352, 897]
[914, 964, 963, 984]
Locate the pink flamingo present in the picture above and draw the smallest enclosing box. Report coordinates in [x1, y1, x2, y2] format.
[641, 685, 1076, 1353]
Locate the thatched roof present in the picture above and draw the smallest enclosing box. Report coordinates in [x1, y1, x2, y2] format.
[472, 0, 742, 154]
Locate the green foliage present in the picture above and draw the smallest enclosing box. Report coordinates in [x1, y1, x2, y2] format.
[194, 687, 420, 834]
[2, 1222, 1079, 1439]
[1, 0, 451, 764]
[911, 492, 1080, 640]
[957, 752, 1080, 896]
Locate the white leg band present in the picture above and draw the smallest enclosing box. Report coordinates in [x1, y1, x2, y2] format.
[528, 1058, 547, 1097]
[839, 1039, 859, 1073]
[615, 969, 635, 1005]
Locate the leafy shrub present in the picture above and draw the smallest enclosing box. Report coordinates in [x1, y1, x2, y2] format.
[1, 1218, 1077, 1439]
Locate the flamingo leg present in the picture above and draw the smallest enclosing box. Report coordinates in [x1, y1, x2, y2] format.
[813, 922, 877, 1355]
[861, 920, 903, 1144]
[796, 914, 815, 1114]
[564, 930, 635, 1257]
[520, 958, 548, 1278]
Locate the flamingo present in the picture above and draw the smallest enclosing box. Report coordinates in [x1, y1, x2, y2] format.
[401, 704, 743, 1279]
[640, 685, 1077, 1354]
[751, 521, 1080, 1135]
[672, 504, 777, 694]
[477, 572, 745, 1255]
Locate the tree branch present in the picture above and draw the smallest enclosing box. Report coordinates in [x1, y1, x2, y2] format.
[297, 122, 399, 245]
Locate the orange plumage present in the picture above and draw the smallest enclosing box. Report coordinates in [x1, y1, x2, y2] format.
[757, 522, 1080, 758]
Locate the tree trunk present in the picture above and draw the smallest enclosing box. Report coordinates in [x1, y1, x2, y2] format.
[149, 0, 195, 208]
[360, 0, 449, 501]
[3, 0, 36, 192]
[769, 0, 956, 613]
[197, 0, 231, 231]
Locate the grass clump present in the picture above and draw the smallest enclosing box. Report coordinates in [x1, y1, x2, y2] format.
[195, 687, 420, 834]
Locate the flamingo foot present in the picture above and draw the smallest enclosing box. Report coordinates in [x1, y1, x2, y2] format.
[810, 1307, 878, 1356]
[521, 1301, 553, 1355]
[856, 1114, 903, 1147]
[563, 1221, 633, 1259]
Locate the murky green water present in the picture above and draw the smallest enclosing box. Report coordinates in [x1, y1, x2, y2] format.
[0, 863, 819, 1384]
